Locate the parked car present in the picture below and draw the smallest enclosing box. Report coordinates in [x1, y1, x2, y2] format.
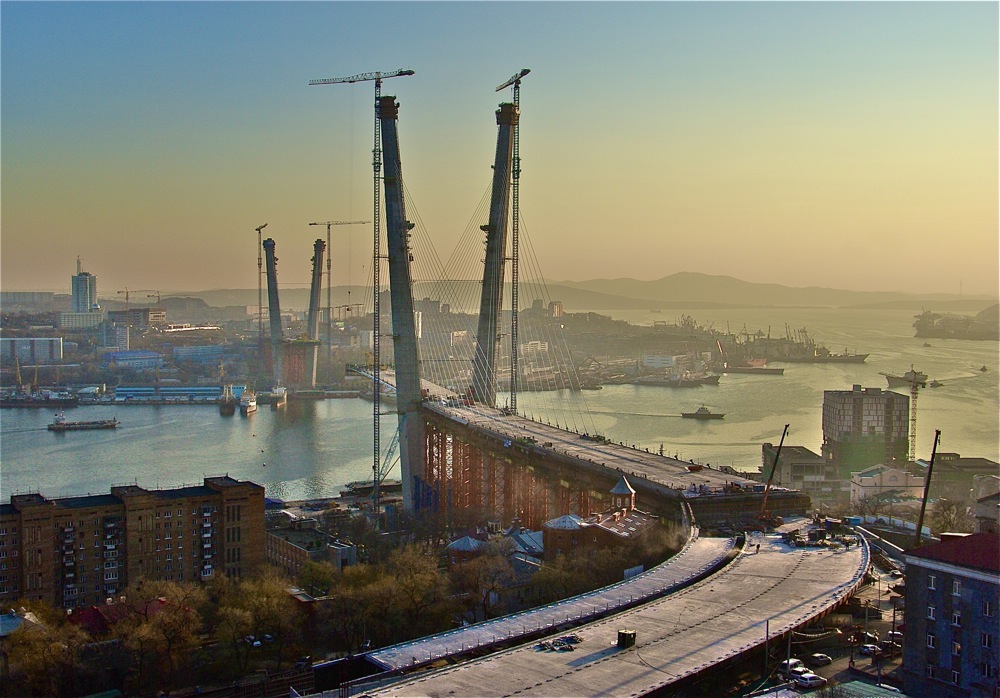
[795, 673, 828, 688]
[788, 666, 811, 679]
[808, 653, 833, 666]
[886, 631, 904, 643]
[860, 643, 879, 655]
[778, 658, 805, 676]
[889, 569, 904, 578]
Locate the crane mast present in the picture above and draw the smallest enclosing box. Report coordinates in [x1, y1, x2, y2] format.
[496, 69, 529, 412]
[310, 69, 414, 515]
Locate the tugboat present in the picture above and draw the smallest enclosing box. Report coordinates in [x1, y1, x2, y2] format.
[48, 412, 118, 431]
[681, 406, 725, 420]
[240, 389, 257, 416]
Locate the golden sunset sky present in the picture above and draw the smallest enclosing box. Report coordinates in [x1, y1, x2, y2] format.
[2, 2, 997, 297]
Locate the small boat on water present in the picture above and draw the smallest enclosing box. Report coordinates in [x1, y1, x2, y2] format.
[682, 406, 725, 420]
[240, 389, 257, 416]
[48, 412, 118, 431]
[929, 380, 943, 388]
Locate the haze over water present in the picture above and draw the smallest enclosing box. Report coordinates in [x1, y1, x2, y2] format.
[3, 307, 996, 503]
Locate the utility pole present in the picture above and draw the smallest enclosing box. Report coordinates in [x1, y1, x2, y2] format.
[309, 220, 369, 385]
[496, 69, 529, 412]
[310, 69, 414, 505]
[915, 429, 941, 548]
[255, 223, 268, 384]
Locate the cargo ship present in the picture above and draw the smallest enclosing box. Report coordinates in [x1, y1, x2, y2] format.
[219, 385, 237, 416]
[48, 412, 118, 431]
[239, 389, 257, 416]
[1, 389, 79, 408]
[682, 406, 725, 420]
[880, 367, 928, 389]
[913, 306, 999, 340]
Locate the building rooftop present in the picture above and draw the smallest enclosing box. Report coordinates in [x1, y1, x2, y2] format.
[447, 536, 485, 553]
[55, 494, 122, 509]
[906, 531, 1000, 574]
[595, 508, 657, 539]
[543, 514, 586, 531]
[609, 474, 636, 496]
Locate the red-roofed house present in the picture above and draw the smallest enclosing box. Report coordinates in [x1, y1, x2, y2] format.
[901, 532, 999, 697]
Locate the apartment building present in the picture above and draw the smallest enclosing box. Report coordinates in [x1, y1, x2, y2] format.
[0, 476, 264, 609]
[902, 532, 1000, 697]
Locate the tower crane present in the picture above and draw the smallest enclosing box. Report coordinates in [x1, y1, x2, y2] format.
[495, 69, 529, 412]
[310, 68, 414, 510]
[116, 288, 161, 330]
[309, 220, 370, 384]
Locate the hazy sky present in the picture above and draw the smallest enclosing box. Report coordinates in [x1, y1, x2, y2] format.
[2, 2, 997, 297]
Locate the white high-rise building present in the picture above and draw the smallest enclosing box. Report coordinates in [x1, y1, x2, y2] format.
[71, 257, 98, 312]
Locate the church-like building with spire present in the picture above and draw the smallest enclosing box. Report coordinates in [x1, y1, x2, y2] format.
[541, 475, 659, 560]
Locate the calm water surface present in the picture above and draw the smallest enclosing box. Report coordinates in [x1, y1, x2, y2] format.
[2, 307, 997, 500]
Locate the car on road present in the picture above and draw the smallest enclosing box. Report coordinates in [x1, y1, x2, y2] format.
[860, 643, 879, 655]
[778, 658, 805, 676]
[886, 631, 904, 643]
[794, 673, 828, 689]
[889, 569, 904, 578]
[808, 653, 832, 666]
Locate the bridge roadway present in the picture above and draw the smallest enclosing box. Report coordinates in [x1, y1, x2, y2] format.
[359, 534, 868, 697]
[365, 530, 734, 673]
[380, 368, 760, 492]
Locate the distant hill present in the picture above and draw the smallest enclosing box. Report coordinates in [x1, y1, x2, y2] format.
[171, 273, 997, 313]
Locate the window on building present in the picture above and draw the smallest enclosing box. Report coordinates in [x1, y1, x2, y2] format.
[953, 579, 962, 596]
[985, 601, 995, 617]
[927, 606, 936, 620]
[952, 670, 961, 685]
[952, 641, 961, 656]
[927, 634, 937, 649]
[981, 663, 998, 678]
[952, 611, 962, 627]
[983, 633, 994, 649]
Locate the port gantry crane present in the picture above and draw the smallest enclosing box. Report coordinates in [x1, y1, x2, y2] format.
[496, 69, 529, 413]
[309, 68, 414, 515]
[309, 220, 370, 383]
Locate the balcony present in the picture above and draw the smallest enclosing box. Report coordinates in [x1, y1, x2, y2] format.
[203, 553, 212, 560]
[201, 532, 211, 539]
[63, 557, 75, 566]
[202, 521, 211, 528]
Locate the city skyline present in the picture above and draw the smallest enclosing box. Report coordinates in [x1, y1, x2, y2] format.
[2, 2, 997, 297]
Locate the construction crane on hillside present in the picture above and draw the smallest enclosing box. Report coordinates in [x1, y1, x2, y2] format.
[309, 220, 370, 384]
[495, 69, 529, 412]
[116, 288, 161, 331]
[310, 69, 414, 519]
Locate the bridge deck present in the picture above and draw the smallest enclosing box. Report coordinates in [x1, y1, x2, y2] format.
[366, 533, 734, 672]
[363, 535, 867, 697]
[426, 401, 762, 493]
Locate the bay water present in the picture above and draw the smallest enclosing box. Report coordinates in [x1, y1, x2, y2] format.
[2, 307, 996, 502]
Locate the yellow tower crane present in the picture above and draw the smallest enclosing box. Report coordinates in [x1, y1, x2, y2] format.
[310, 68, 414, 518]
